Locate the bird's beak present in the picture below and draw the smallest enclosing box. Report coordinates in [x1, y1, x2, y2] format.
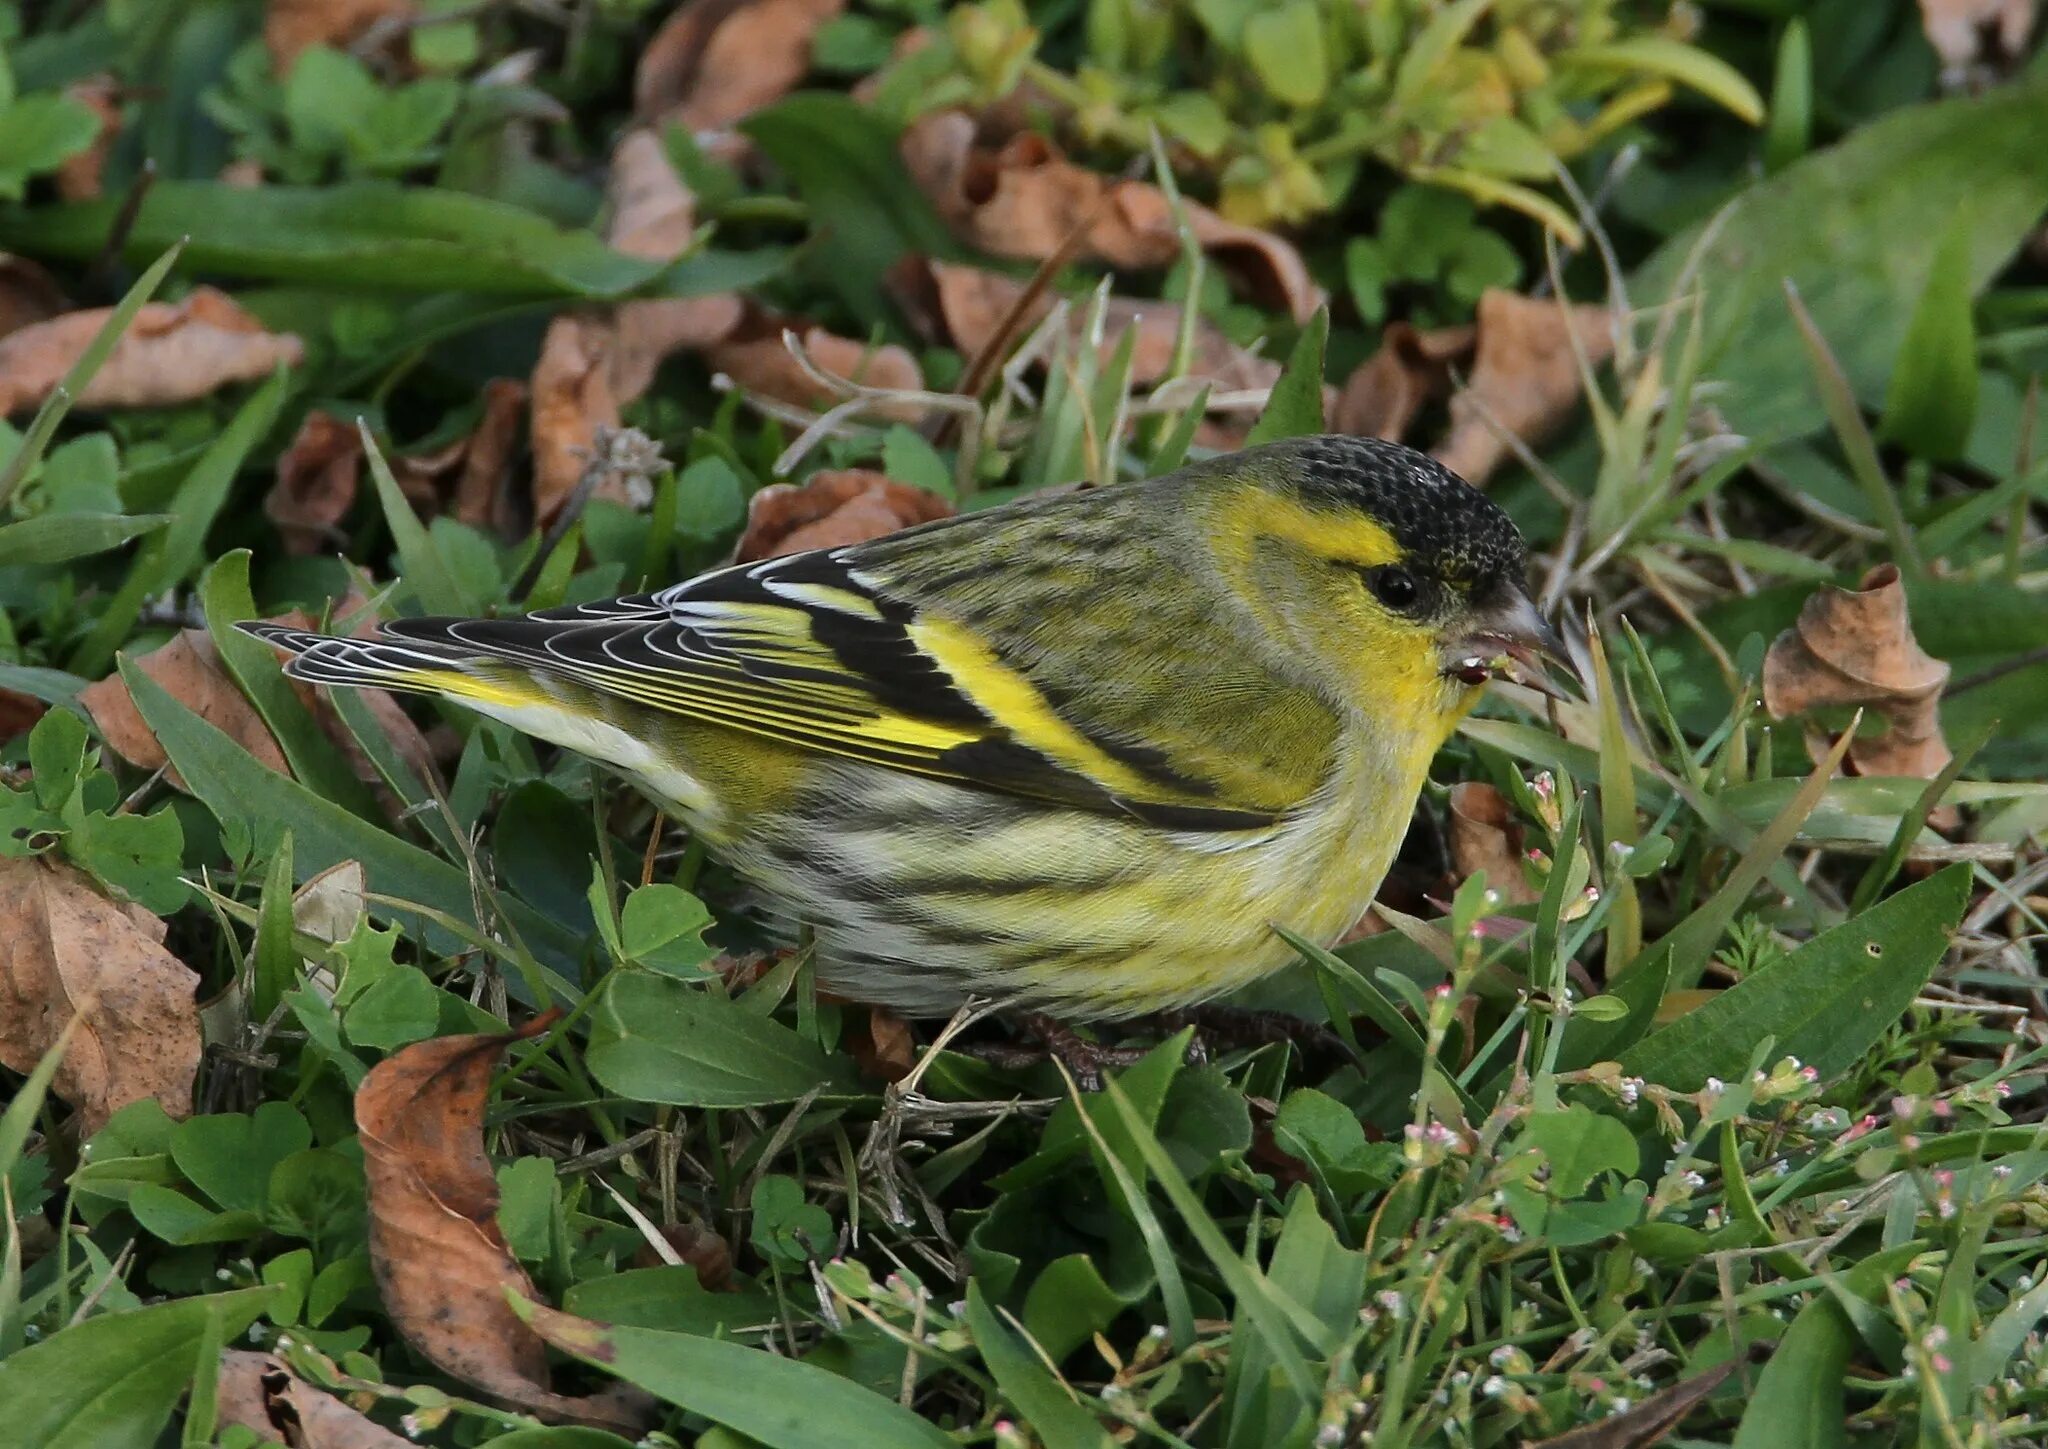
[1442, 587, 1579, 700]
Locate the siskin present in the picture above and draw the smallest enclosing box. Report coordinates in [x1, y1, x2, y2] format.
[247, 436, 1566, 1020]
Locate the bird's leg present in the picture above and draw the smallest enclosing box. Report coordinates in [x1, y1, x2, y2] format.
[1147, 1005, 1360, 1068]
[958, 1012, 1154, 1090]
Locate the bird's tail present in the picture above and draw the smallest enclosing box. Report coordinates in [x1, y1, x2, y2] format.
[236, 622, 542, 712]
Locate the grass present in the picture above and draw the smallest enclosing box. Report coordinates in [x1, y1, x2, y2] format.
[1, 3, 2047, 1447]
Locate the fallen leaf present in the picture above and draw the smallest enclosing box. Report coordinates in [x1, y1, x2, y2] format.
[1918, 0, 2036, 74]
[848, 1006, 916, 1084]
[0, 856, 200, 1134]
[0, 287, 304, 417]
[707, 314, 925, 422]
[82, 629, 292, 785]
[1433, 290, 1613, 485]
[1447, 781, 1538, 905]
[0, 687, 47, 741]
[911, 259, 1281, 394]
[1762, 564, 1953, 778]
[295, 860, 368, 946]
[901, 111, 1321, 322]
[734, 468, 953, 561]
[1332, 319, 1476, 441]
[55, 76, 122, 202]
[218, 1350, 410, 1448]
[632, 1220, 735, 1288]
[1333, 290, 1610, 486]
[356, 1016, 651, 1431]
[1525, 1356, 1745, 1447]
[635, 0, 844, 133]
[605, 129, 745, 402]
[268, 410, 363, 555]
[393, 378, 529, 532]
[526, 133, 744, 525]
[529, 315, 621, 523]
[0, 254, 67, 341]
[265, 0, 415, 72]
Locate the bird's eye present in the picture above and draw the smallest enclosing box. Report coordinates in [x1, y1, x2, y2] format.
[1364, 565, 1421, 613]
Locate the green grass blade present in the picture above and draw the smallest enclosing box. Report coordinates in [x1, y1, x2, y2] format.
[362, 420, 469, 616]
[964, 1283, 1115, 1449]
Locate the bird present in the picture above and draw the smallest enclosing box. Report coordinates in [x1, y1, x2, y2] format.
[244, 435, 1566, 1024]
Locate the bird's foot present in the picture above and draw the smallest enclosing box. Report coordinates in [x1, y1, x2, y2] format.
[1145, 1005, 1360, 1069]
[960, 1012, 1154, 1091]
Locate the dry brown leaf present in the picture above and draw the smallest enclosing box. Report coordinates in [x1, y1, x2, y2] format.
[848, 1006, 917, 1084]
[631, 1220, 735, 1288]
[1525, 1357, 1745, 1448]
[528, 315, 621, 523]
[525, 133, 745, 525]
[1918, 0, 2036, 72]
[264, 0, 415, 72]
[0, 687, 47, 741]
[635, 0, 844, 132]
[0, 856, 200, 1134]
[356, 1017, 651, 1431]
[1333, 290, 1609, 485]
[605, 129, 745, 402]
[1446, 782, 1538, 905]
[1332, 320, 1476, 441]
[81, 629, 292, 785]
[1762, 564, 1953, 778]
[218, 1350, 410, 1448]
[912, 260, 1281, 395]
[268, 410, 363, 555]
[393, 379, 529, 532]
[0, 287, 303, 416]
[901, 112, 1321, 322]
[1433, 290, 1612, 484]
[55, 77, 122, 202]
[707, 316, 924, 421]
[0, 255, 67, 341]
[735, 468, 953, 561]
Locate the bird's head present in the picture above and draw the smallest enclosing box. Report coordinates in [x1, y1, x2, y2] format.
[1199, 436, 1571, 740]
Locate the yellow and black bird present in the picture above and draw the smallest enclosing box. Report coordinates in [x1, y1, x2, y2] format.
[247, 436, 1564, 1020]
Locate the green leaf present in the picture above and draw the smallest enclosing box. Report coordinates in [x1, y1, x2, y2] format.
[741, 93, 955, 327]
[0, 183, 675, 298]
[1022, 1255, 1141, 1364]
[1880, 208, 1977, 460]
[201, 550, 378, 817]
[0, 512, 168, 567]
[1732, 1296, 1851, 1449]
[1623, 863, 1971, 1090]
[1245, 307, 1327, 444]
[881, 424, 953, 498]
[1763, 19, 1812, 173]
[496, 1157, 556, 1263]
[0, 1289, 273, 1449]
[1559, 37, 1764, 124]
[520, 1302, 960, 1449]
[586, 972, 854, 1107]
[0, 94, 101, 196]
[563, 1267, 776, 1338]
[343, 967, 443, 1051]
[747, 1174, 832, 1263]
[966, 1282, 1115, 1449]
[363, 422, 469, 615]
[120, 659, 583, 981]
[129, 1185, 263, 1245]
[618, 883, 716, 977]
[1631, 76, 2048, 444]
[170, 1103, 312, 1214]
[1242, 2, 1327, 108]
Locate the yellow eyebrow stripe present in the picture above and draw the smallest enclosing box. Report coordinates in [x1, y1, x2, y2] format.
[908, 616, 1169, 801]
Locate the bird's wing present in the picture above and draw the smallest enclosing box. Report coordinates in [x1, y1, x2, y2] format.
[383, 547, 1283, 831]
